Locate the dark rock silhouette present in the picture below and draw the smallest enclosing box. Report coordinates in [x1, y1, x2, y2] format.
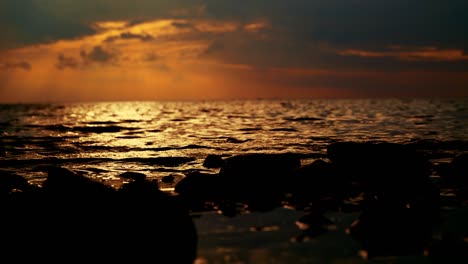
[175, 171, 222, 212]
[175, 153, 301, 214]
[1, 166, 197, 263]
[203, 154, 225, 168]
[219, 153, 301, 211]
[119, 171, 147, 181]
[161, 174, 176, 183]
[292, 207, 336, 242]
[427, 237, 468, 264]
[0, 139, 5, 157]
[287, 159, 350, 209]
[347, 194, 436, 258]
[329, 142, 439, 258]
[0, 170, 36, 196]
[327, 142, 431, 190]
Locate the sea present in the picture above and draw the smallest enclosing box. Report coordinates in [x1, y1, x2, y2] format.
[1, 98, 468, 263]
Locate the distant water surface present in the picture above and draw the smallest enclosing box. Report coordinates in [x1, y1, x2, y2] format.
[2, 98, 468, 264]
[1, 98, 467, 187]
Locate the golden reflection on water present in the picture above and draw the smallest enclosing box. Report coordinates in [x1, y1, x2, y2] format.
[3, 99, 466, 190]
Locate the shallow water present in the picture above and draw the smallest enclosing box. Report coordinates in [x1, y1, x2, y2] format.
[1, 98, 467, 185]
[1, 98, 468, 263]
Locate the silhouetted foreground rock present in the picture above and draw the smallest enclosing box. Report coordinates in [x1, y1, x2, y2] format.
[174, 142, 467, 260]
[3, 141, 468, 262]
[202, 154, 225, 168]
[328, 142, 440, 258]
[1, 167, 197, 263]
[176, 153, 301, 213]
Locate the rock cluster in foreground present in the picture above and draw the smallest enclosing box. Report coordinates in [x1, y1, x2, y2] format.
[1, 166, 197, 263]
[1, 141, 468, 262]
[176, 142, 468, 261]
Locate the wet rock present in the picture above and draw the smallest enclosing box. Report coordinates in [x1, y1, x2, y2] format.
[426, 237, 468, 264]
[287, 159, 350, 206]
[175, 171, 222, 211]
[292, 210, 336, 242]
[1, 166, 198, 264]
[161, 174, 176, 183]
[327, 142, 432, 199]
[43, 166, 115, 198]
[119, 171, 147, 181]
[220, 153, 300, 186]
[347, 193, 436, 259]
[434, 162, 455, 185]
[118, 178, 164, 199]
[219, 153, 301, 209]
[452, 153, 468, 186]
[0, 140, 5, 157]
[203, 154, 225, 168]
[0, 170, 33, 195]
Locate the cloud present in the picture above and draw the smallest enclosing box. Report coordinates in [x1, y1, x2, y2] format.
[338, 47, 468, 62]
[104, 32, 154, 42]
[1, 61, 32, 71]
[203, 41, 224, 55]
[80, 45, 118, 64]
[0, 1, 96, 50]
[171, 21, 194, 29]
[56, 54, 80, 70]
[2, 1, 467, 56]
[1, 0, 468, 100]
[243, 21, 269, 33]
[55, 46, 119, 70]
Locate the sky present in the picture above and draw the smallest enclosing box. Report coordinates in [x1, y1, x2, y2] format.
[1, 0, 467, 102]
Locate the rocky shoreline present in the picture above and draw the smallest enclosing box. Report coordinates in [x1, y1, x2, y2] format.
[1, 141, 468, 263]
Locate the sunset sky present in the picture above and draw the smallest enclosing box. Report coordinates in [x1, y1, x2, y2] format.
[1, 1, 467, 102]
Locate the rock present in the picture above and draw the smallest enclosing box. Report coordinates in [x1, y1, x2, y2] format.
[452, 153, 468, 187]
[327, 141, 432, 198]
[287, 159, 351, 206]
[220, 153, 300, 183]
[161, 174, 176, 183]
[118, 178, 164, 199]
[347, 193, 436, 259]
[203, 154, 225, 168]
[293, 209, 336, 241]
[0, 170, 33, 195]
[218, 153, 301, 210]
[427, 238, 468, 264]
[42, 166, 115, 198]
[119, 171, 147, 181]
[1, 166, 198, 264]
[0, 140, 5, 157]
[175, 171, 222, 211]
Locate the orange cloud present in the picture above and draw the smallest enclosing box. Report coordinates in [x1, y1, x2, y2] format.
[1, 16, 468, 103]
[339, 47, 468, 61]
[244, 21, 269, 33]
[1, 61, 32, 71]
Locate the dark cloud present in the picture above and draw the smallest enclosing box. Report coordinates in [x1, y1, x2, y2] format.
[201, 0, 468, 48]
[56, 54, 80, 70]
[1, 61, 32, 71]
[0, 1, 95, 50]
[80, 46, 118, 63]
[171, 21, 194, 29]
[55, 46, 119, 69]
[104, 32, 154, 43]
[2, 1, 467, 52]
[203, 41, 224, 55]
[2, 0, 468, 79]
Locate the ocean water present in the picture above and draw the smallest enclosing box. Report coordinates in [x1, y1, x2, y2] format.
[1, 98, 467, 186]
[1, 98, 468, 263]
